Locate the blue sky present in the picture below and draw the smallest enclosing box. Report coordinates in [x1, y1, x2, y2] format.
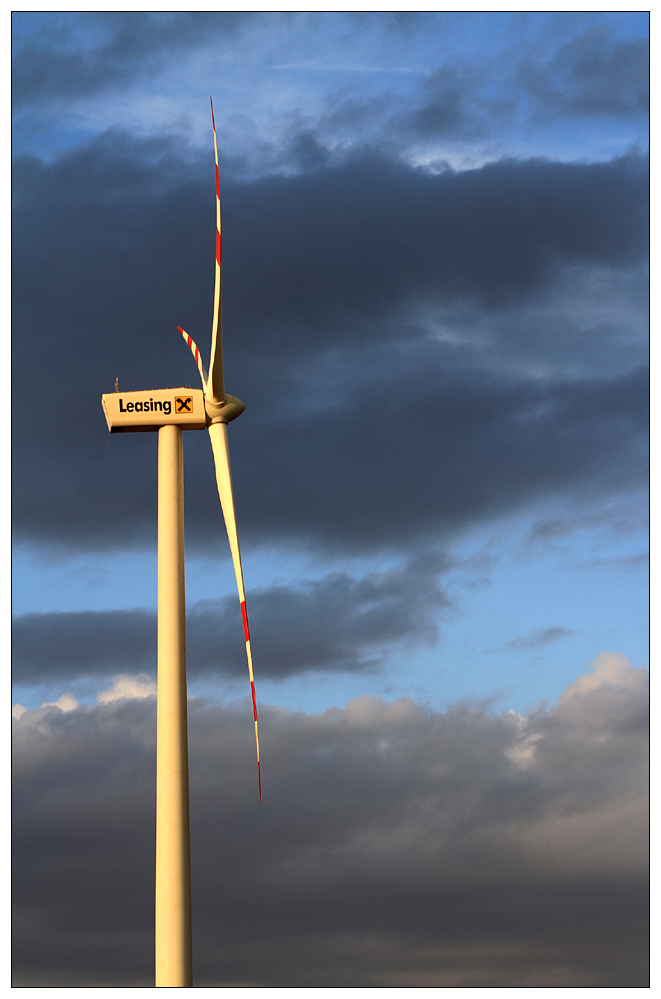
[12, 10, 648, 715]
[12, 12, 648, 987]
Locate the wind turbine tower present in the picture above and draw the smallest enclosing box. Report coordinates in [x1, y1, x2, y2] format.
[102, 99, 260, 988]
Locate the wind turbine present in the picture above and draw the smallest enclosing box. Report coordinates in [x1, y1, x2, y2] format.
[101, 98, 260, 988]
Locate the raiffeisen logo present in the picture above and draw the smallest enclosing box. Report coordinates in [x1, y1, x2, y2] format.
[102, 388, 206, 433]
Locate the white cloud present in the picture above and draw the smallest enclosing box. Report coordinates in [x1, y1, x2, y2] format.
[40, 692, 79, 713]
[12, 652, 648, 986]
[11, 692, 80, 724]
[560, 649, 644, 701]
[97, 673, 157, 704]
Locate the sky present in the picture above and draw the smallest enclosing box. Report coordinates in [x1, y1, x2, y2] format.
[12, 11, 648, 988]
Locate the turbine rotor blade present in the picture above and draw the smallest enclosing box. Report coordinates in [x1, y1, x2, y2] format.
[177, 327, 207, 390]
[208, 421, 261, 801]
[207, 98, 225, 405]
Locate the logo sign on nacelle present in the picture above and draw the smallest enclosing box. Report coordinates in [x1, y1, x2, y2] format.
[102, 388, 207, 433]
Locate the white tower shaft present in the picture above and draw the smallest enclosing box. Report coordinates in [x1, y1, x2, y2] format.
[155, 424, 193, 987]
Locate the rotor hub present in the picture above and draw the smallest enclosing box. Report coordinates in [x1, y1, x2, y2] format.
[205, 393, 246, 425]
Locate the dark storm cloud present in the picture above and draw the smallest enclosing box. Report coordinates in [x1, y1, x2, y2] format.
[13, 608, 156, 681]
[226, 151, 647, 328]
[519, 26, 649, 119]
[13, 139, 648, 351]
[12, 140, 648, 552]
[12, 653, 648, 985]
[235, 362, 648, 551]
[12, 555, 450, 685]
[12, 12, 254, 108]
[11, 356, 650, 555]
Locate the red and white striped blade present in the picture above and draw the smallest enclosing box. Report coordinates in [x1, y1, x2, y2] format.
[177, 326, 207, 390]
[207, 97, 225, 406]
[208, 421, 261, 801]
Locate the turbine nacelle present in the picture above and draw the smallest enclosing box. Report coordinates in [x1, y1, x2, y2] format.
[205, 392, 245, 425]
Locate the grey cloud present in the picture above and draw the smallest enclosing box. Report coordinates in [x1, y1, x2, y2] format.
[527, 501, 648, 545]
[229, 361, 647, 554]
[285, 129, 333, 172]
[347, 11, 434, 34]
[11, 354, 649, 556]
[12, 142, 649, 352]
[12, 12, 254, 108]
[401, 66, 478, 136]
[519, 26, 649, 119]
[317, 22, 647, 152]
[12, 555, 450, 685]
[224, 152, 647, 329]
[13, 608, 156, 682]
[577, 552, 649, 571]
[400, 65, 514, 139]
[432, 261, 649, 381]
[502, 625, 577, 652]
[12, 653, 648, 985]
[11, 138, 648, 554]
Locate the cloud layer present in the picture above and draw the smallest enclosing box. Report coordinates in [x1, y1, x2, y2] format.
[12, 141, 648, 555]
[12, 652, 648, 986]
[12, 15, 648, 167]
[12, 555, 450, 684]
